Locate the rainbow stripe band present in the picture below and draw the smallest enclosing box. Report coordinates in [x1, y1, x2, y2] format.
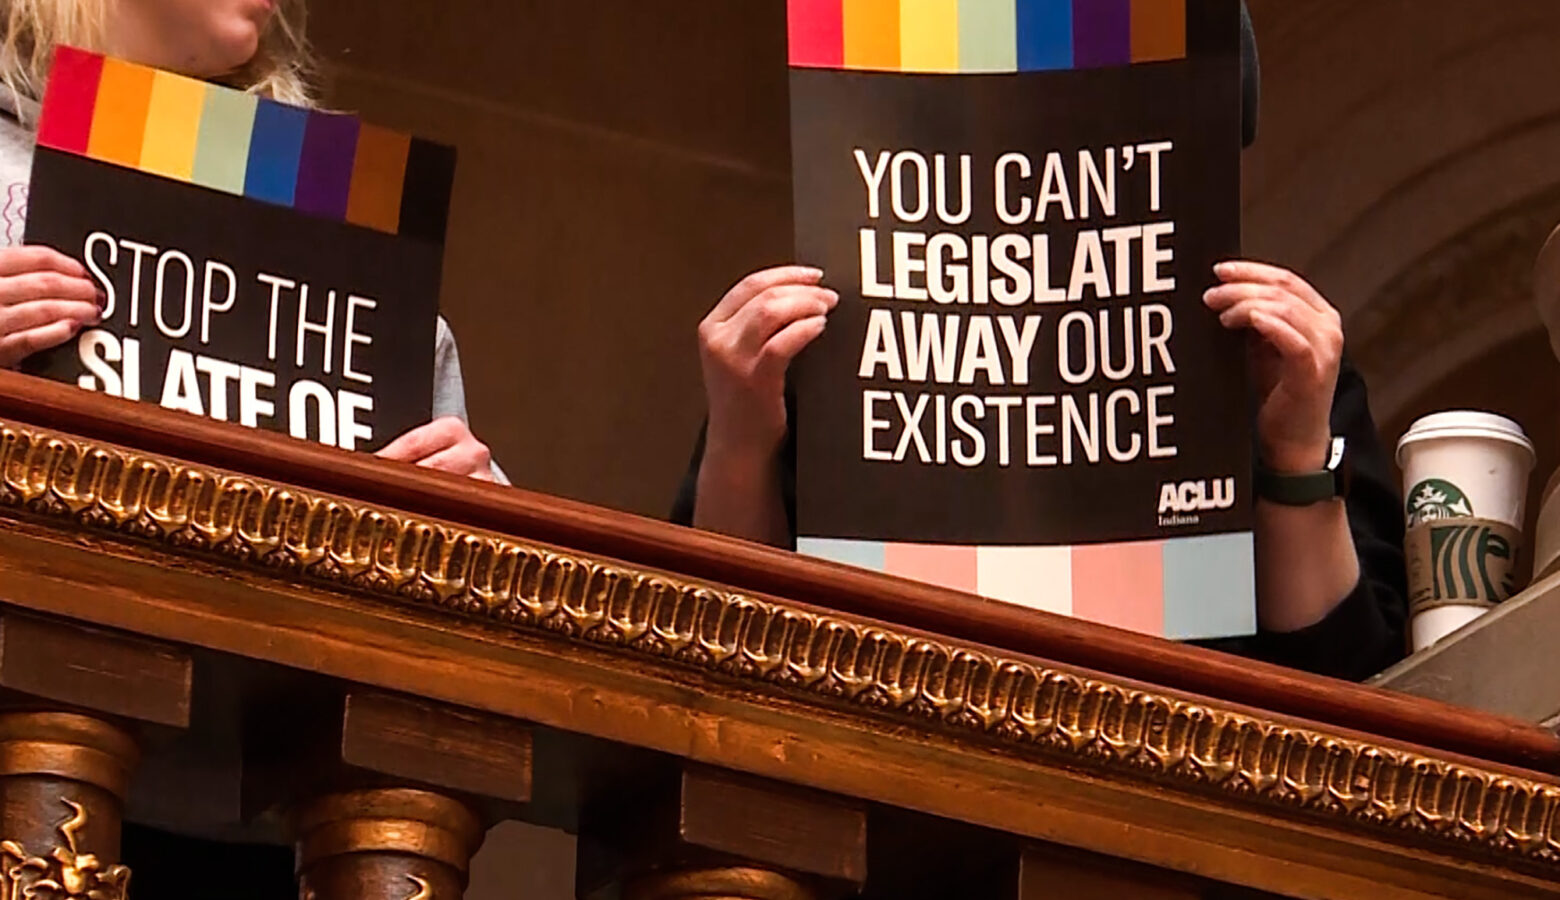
[798, 532, 1256, 640]
[36, 46, 454, 241]
[789, 0, 1187, 73]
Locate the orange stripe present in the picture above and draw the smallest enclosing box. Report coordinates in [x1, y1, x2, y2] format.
[884, 543, 978, 594]
[86, 58, 156, 167]
[1070, 541, 1164, 635]
[345, 123, 410, 233]
[1130, 0, 1185, 63]
[843, 0, 900, 70]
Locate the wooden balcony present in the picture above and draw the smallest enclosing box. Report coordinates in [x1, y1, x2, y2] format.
[0, 371, 1555, 899]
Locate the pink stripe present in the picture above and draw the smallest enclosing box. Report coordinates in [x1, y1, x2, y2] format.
[884, 543, 979, 593]
[1070, 542, 1164, 634]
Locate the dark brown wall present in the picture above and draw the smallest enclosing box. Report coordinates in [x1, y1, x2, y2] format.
[311, 1, 795, 518]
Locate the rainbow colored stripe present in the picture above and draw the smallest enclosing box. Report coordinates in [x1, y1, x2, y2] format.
[789, 0, 1187, 73]
[37, 47, 453, 240]
[799, 532, 1255, 640]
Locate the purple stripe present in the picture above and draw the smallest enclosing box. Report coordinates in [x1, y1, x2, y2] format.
[1073, 0, 1130, 67]
[295, 112, 360, 219]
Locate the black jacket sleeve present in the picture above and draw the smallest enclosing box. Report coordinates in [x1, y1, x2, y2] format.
[670, 361, 1409, 682]
[1193, 358, 1409, 680]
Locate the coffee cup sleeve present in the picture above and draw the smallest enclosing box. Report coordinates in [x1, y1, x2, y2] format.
[1406, 516, 1523, 615]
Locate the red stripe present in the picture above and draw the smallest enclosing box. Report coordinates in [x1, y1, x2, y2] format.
[36, 47, 104, 154]
[789, 0, 845, 68]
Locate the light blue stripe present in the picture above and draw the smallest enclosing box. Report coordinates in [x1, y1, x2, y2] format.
[1162, 532, 1257, 640]
[797, 537, 887, 572]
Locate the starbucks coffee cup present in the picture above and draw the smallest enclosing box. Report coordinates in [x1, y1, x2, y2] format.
[1397, 411, 1535, 652]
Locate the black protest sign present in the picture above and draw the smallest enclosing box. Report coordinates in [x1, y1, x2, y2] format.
[788, 1, 1255, 637]
[21, 48, 453, 452]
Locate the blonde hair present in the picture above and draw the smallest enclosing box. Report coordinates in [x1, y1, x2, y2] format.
[0, 0, 315, 114]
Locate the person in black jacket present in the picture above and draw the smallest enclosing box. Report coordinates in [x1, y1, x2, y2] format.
[671, 4, 1407, 683]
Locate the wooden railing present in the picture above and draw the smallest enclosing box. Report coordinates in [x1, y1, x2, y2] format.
[0, 370, 1555, 899]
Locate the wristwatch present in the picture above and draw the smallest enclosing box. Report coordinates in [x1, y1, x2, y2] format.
[1255, 437, 1350, 506]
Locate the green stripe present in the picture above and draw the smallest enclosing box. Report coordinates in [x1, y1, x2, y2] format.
[959, 0, 1018, 72]
[191, 87, 257, 194]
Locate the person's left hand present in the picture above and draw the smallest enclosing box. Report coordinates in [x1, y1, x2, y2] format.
[1203, 260, 1343, 473]
[376, 416, 493, 481]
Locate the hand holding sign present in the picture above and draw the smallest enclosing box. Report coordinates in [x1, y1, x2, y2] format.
[1203, 261, 1343, 473]
[0, 246, 103, 367]
[376, 416, 494, 481]
[698, 265, 838, 457]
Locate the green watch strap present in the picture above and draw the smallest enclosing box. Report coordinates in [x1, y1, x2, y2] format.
[1255, 437, 1348, 506]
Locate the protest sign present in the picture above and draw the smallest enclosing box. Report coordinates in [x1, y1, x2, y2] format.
[22, 47, 454, 452]
[789, 0, 1255, 639]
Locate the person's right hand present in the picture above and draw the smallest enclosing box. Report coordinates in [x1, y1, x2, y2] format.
[698, 265, 838, 458]
[0, 246, 103, 368]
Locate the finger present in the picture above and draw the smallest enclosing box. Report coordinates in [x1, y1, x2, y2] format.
[0, 319, 82, 366]
[1215, 296, 1324, 345]
[1220, 303, 1322, 375]
[0, 246, 88, 279]
[1203, 283, 1324, 319]
[0, 271, 101, 307]
[728, 286, 837, 355]
[376, 418, 462, 462]
[1203, 282, 1284, 311]
[753, 315, 828, 382]
[418, 442, 493, 480]
[1213, 260, 1331, 313]
[1246, 310, 1316, 368]
[706, 266, 824, 324]
[1, 300, 101, 333]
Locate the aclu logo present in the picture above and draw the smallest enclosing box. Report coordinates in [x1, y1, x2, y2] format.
[1157, 477, 1236, 527]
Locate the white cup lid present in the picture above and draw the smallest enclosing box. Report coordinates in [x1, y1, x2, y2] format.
[1396, 410, 1535, 466]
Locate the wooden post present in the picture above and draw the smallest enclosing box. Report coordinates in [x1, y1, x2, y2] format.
[0, 611, 192, 899]
[0, 711, 138, 899]
[293, 788, 484, 900]
[587, 765, 866, 900]
[626, 867, 818, 900]
[278, 692, 530, 900]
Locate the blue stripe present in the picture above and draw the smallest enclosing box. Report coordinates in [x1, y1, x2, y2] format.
[243, 99, 308, 205]
[1016, 0, 1073, 71]
[796, 537, 887, 572]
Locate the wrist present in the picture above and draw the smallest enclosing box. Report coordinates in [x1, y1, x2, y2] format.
[701, 429, 784, 487]
[1256, 436, 1350, 507]
[1259, 436, 1332, 474]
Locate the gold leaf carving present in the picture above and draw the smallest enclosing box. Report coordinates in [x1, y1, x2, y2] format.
[4, 422, 1560, 869]
[0, 800, 129, 900]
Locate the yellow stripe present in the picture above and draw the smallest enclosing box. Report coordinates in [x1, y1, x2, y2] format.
[901, 0, 960, 72]
[139, 70, 207, 181]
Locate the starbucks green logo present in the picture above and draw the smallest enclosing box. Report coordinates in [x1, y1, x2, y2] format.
[1408, 479, 1473, 528]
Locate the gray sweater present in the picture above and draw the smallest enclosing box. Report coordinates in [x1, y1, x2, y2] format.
[0, 92, 506, 482]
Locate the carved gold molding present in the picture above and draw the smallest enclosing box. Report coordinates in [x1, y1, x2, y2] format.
[0, 800, 130, 900]
[3, 422, 1560, 870]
